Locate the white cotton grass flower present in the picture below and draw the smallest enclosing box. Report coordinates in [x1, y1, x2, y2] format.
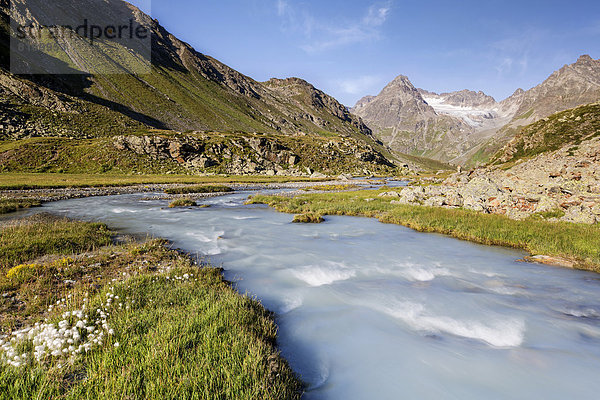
[1, 289, 120, 368]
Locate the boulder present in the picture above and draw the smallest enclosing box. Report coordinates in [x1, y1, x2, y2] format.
[424, 185, 444, 197]
[462, 176, 501, 198]
[424, 196, 445, 207]
[462, 195, 487, 212]
[535, 196, 561, 213]
[445, 191, 464, 207]
[562, 205, 597, 224]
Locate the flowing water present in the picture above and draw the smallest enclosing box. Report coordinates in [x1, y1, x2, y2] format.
[40, 192, 600, 399]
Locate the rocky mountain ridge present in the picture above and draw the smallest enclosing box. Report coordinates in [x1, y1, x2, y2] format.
[3, 0, 377, 140]
[418, 89, 497, 109]
[0, 0, 411, 174]
[353, 55, 600, 166]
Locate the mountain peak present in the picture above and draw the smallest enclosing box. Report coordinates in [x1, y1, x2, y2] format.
[379, 75, 421, 98]
[577, 54, 594, 64]
[388, 75, 416, 87]
[511, 88, 525, 97]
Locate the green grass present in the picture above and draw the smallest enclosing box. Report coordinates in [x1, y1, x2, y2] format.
[515, 108, 534, 120]
[168, 198, 198, 208]
[0, 266, 302, 399]
[0, 172, 323, 190]
[0, 199, 42, 215]
[530, 209, 566, 220]
[0, 216, 302, 399]
[292, 213, 324, 223]
[248, 190, 600, 272]
[165, 185, 234, 195]
[0, 214, 112, 269]
[492, 103, 600, 164]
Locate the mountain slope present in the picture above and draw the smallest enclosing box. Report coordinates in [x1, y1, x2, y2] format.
[502, 55, 600, 124]
[0, 0, 415, 174]
[354, 55, 600, 166]
[493, 102, 600, 164]
[4, 0, 376, 140]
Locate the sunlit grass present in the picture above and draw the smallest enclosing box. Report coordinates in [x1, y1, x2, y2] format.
[0, 217, 302, 399]
[168, 198, 198, 208]
[0, 199, 41, 215]
[0, 214, 112, 269]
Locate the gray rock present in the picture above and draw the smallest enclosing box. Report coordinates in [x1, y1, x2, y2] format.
[445, 191, 464, 207]
[424, 196, 445, 207]
[562, 205, 597, 224]
[378, 191, 401, 198]
[535, 196, 561, 213]
[462, 176, 501, 198]
[462, 195, 487, 212]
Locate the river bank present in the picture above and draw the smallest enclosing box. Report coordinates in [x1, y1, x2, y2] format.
[248, 189, 600, 273]
[399, 136, 600, 224]
[0, 214, 303, 398]
[0, 178, 372, 215]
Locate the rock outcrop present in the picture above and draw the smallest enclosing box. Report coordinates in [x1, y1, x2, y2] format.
[396, 134, 600, 224]
[111, 132, 395, 176]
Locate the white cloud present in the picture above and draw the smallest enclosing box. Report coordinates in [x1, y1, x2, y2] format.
[276, 0, 288, 17]
[275, 1, 392, 53]
[336, 75, 383, 95]
[490, 29, 544, 77]
[363, 3, 391, 27]
[495, 57, 513, 75]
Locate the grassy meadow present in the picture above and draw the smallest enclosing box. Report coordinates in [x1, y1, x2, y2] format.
[0, 214, 302, 399]
[164, 185, 234, 195]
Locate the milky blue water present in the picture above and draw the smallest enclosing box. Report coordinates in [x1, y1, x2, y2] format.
[41, 192, 600, 399]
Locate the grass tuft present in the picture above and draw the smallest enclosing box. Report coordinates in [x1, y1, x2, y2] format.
[292, 213, 324, 224]
[168, 198, 197, 208]
[303, 184, 358, 191]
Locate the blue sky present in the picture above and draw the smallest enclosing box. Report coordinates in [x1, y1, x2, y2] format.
[130, 0, 600, 106]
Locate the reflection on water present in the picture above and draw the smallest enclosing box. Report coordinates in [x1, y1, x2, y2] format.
[41, 192, 600, 399]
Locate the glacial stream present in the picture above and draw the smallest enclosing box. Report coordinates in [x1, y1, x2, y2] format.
[40, 191, 600, 399]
